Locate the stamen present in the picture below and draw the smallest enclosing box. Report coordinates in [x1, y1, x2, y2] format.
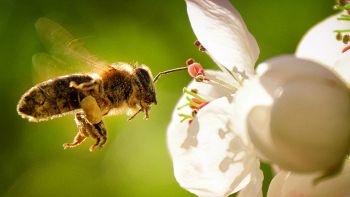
[336, 32, 343, 41]
[199, 45, 206, 52]
[177, 88, 210, 124]
[194, 40, 201, 47]
[194, 40, 207, 52]
[342, 45, 350, 53]
[183, 88, 206, 102]
[178, 113, 193, 122]
[185, 96, 200, 108]
[334, 1, 350, 10]
[186, 58, 195, 65]
[334, 29, 350, 33]
[177, 103, 190, 110]
[344, 35, 350, 42]
[191, 88, 198, 94]
[186, 59, 239, 92]
[204, 74, 239, 92]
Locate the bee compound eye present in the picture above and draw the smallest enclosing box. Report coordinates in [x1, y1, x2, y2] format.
[136, 68, 151, 86]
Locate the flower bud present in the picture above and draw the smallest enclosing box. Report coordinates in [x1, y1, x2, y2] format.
[267, 160, 350, 197]
[234, 55, 350, 173]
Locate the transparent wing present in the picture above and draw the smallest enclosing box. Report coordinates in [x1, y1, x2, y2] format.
[33, 17, 108, 81]
[32, 53, 74, 82]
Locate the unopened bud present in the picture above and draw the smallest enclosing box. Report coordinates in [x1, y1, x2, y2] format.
[235, 56, 350, 175]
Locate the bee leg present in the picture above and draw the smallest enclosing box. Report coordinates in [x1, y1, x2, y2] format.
[88, 121, 107, 152]
[63, 112, 90, 149]
[63, 112, 108, 152]
[80, 95, 102, 124]
[143, 106, 150, 120]
[128, 108, 142, 121]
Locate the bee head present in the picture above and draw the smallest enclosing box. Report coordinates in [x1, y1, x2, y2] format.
[134, 65, 157, 105]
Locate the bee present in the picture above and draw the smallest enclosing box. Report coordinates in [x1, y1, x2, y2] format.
[17, 18, 187, 151]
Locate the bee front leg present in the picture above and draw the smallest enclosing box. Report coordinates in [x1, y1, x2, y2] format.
[127, 105, 150, 121]
[143, 106, 150, 120]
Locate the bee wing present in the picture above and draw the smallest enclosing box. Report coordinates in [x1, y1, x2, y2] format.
[32, 52, 77, 82]
[34, 18, 109, 74]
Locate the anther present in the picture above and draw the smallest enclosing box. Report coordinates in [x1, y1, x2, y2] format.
[191, 110, 197, 117]
[194, 40, 201, 47]
[177, 88, 210, 124]
[186, 58, 195, 66]
[193, 40, 207, 52]
[199, 45, 207, 52]
[343, 35, 350, 44]
[336, 32, 343, 41]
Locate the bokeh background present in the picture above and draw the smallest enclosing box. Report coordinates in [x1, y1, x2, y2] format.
[0, 0, 335, 196]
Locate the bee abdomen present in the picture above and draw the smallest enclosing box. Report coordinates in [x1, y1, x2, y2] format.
[17, 74, 93, 122]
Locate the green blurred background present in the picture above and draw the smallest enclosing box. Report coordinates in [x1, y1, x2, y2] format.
[0, 0, 334, 196]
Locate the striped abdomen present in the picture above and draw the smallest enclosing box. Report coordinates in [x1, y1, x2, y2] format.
[17, 74, 93, 122]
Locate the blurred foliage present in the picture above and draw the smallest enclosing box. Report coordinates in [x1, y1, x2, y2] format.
[0, 0, 334, 196]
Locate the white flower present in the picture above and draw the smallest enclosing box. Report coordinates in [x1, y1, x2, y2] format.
[235, 10, 350, 175]
[167, 0, 262, 196]
[296, 11, 350, 83]
[295, 9, 350, 173]
[265, 9, 350, 197]
[267, 160, 350, 197]
[167, 0, 350, 196]
[235, 56, 350, 174]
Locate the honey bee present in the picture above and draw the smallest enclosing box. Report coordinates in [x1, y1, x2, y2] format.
[17, 18, 186, 151]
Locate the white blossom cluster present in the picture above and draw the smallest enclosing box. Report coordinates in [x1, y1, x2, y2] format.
[167, 0, 350, 196]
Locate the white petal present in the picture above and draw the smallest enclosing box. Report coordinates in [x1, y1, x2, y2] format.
[235, 55, 350, 173]
[267, 160, 350, 197]
[237, 160, 263, 197]
[168, 92, 260, 196]
[334, 51, 350, 84]
[167, 70, 238, 156]
[296, 12, 349, 69]
[186, 0, 259, 76]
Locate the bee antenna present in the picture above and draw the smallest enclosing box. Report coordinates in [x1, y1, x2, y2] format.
[153, 66, 188, 83]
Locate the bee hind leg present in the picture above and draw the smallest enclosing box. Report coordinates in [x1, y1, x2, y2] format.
[63, 112, 90, 149]
[88, 121, 107, 152]
[63, 112, 108, 152]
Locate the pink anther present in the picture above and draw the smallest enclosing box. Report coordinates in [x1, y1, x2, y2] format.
[187, 63, 205, 79]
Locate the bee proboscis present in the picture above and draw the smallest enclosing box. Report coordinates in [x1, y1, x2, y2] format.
[17, 18, 187, 151]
